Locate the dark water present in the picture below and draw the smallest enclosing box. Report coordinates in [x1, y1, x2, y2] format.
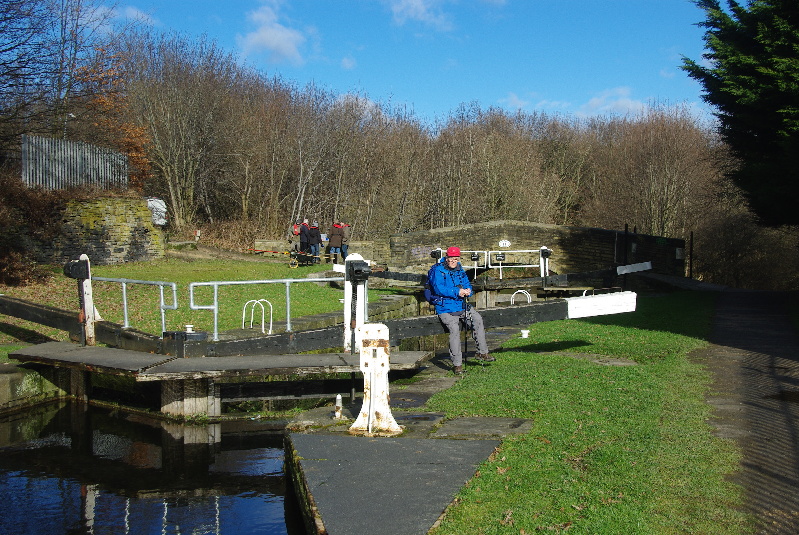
[0, 403, 306, 535]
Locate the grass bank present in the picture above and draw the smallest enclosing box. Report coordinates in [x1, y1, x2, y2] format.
[428, 291, 751, 534]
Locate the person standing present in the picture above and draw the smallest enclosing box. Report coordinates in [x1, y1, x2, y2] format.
[328, 221, 345, 263]
[309, 221, 322, 263]
[340, 221, 351, 260]
[288, 220, 301, 252]
[299, 219, 311, 255]
[428, 246, 494, 374]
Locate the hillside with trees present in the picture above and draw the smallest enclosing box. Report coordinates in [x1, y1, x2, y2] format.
[1, 0, 797, 289]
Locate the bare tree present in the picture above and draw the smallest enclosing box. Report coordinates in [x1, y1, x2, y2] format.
[0, 0, 49, 148]
[122, 31, 240, 229]
[581, 106, 718, 237]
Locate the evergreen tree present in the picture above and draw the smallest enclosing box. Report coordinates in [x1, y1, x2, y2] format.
[682, 0, 799, 226]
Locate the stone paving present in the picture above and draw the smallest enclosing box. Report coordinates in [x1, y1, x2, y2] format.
[692, 290, 799, 534]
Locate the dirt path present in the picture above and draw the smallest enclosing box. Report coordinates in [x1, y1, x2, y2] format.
[693, 290, 799, 534]
[166, 244, 286, 263]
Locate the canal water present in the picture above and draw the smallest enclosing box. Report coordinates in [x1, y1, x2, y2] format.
[0, 403, 306, 535]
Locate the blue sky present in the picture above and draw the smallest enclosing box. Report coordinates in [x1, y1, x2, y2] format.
[112, 0, 712, 124]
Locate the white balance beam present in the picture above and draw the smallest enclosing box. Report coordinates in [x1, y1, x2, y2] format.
[565, 291, 637, 319]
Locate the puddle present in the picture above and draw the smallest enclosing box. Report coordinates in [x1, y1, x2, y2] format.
[0, 403, 305, 534]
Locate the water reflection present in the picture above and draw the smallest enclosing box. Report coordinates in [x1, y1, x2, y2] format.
[0, 403, 305, 535]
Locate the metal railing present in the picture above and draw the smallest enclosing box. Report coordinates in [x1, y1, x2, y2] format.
[433, 248, 551, 279]
[242, 299, 274, 335]
[21, 134, 129, 190]
[91, 276, 178, 333]
[189, 277, 345, 341]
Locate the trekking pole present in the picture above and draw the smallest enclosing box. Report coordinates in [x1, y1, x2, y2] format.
[462, 294, 484, 368]
[459, 288, 471, 361]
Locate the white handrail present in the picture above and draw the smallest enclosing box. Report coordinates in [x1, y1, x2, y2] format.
[91, 276, 178, 333]
[189, 277, 344, 341]
[242, 299, 273, 334]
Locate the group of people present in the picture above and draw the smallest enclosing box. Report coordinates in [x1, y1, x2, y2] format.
[289, 219, 350, 263]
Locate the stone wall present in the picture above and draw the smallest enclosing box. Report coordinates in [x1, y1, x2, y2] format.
[388, 220, 685, 276]
[259, 220, 685, 277]
[26, 198, 165, 265]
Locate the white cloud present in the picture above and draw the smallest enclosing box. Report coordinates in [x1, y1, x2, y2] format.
[500, 92, 530, 110]
[659, 68, 676, 79]
[388, 0, 453, 31]
[336, 94, 384, 122]
[114, 5, 159, 26]
[578, 87, 647, 117]
[341, 56, 357, 70]
[238, 4, 306, 65]
[535, 99, 572, 112]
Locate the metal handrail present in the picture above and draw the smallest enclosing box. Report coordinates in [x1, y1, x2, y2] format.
[511, 289, 532, 304]
[91, 276, 178, 333]
[242, 299, 274, 334]
[189, 277, 345, 341]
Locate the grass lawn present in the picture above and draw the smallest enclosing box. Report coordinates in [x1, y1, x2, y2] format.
[427, 291, 751, 534]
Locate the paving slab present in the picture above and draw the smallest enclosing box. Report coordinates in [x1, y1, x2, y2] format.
[287, 433, 499, 535]
[431, 416, 534, 439]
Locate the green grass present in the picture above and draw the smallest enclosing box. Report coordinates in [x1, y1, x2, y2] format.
[427, 292, 751, 534]
[0, 257, 392, 343]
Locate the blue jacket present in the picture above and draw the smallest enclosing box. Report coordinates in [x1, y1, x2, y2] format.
[429, 259, 472, 314]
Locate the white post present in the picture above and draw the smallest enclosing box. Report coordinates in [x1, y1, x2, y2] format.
[342, 262, 353, 352]
[79, 254, 97, 346]
[539, 246, 550, 278]
[349, 323, 402, 436]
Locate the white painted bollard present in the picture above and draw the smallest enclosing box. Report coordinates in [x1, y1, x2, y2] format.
[334, 394, 344, 420]
[349, 323, 403, 436]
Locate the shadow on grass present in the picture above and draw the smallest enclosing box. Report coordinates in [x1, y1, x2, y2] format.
[502, 340, 592, 353]
[0, 322, 57, 344]
[570, 292, 717, 341]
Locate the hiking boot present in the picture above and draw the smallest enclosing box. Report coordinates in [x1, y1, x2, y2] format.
[453, 365, 465, 375]
[473, 353, 496, 362]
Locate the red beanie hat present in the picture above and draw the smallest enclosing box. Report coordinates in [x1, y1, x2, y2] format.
[446, 246, 461, 257]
